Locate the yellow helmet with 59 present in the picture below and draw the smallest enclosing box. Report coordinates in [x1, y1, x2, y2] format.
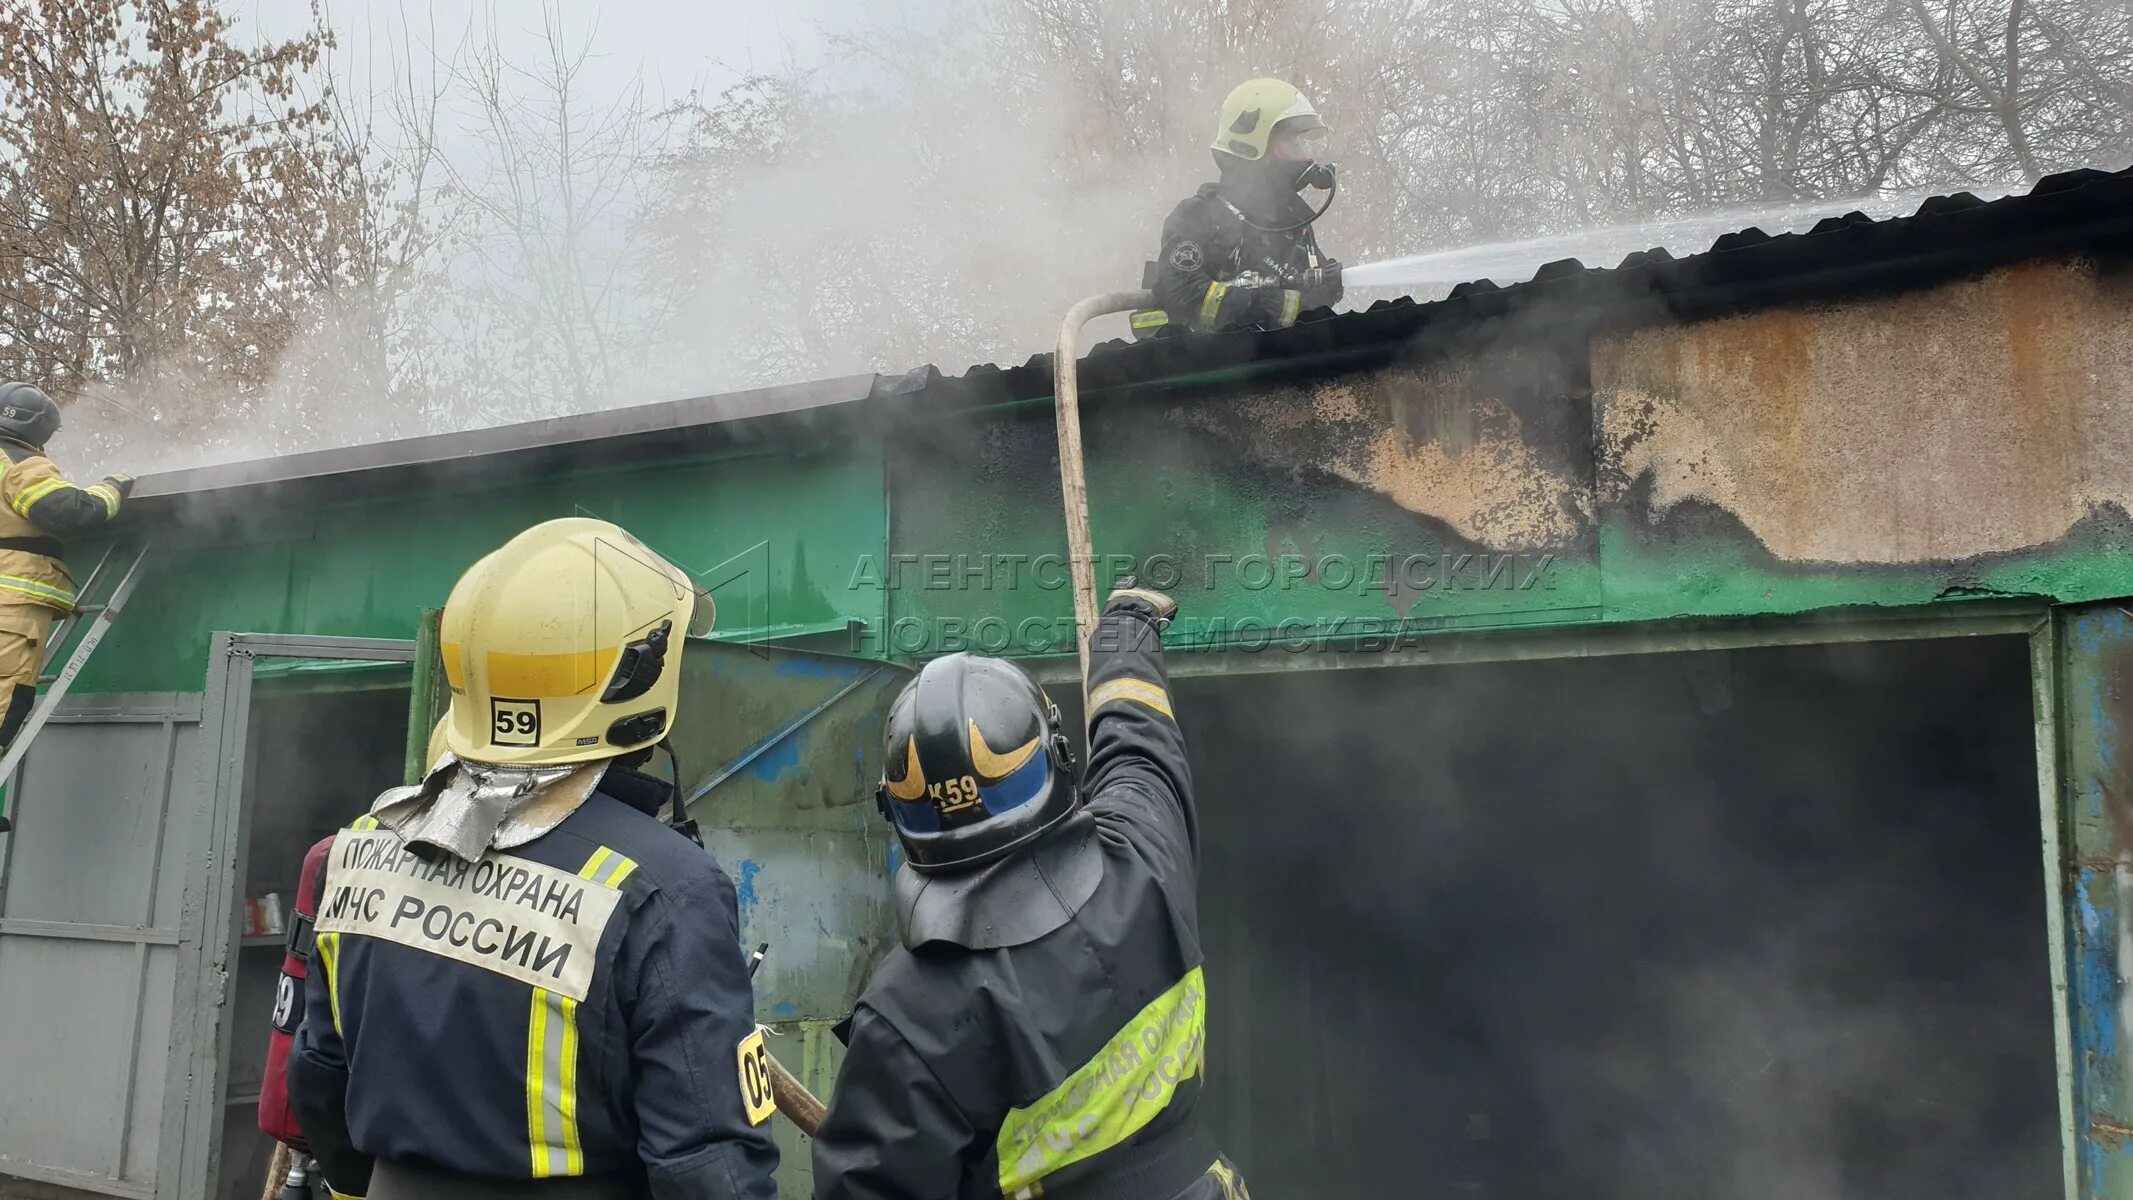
[439, 518, 713, 766]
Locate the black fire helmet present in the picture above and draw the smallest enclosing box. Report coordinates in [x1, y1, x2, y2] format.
[877, 652, 1078, 874]
[0, 383, 60, 451]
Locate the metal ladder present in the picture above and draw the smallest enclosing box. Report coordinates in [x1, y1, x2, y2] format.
[0, 540, 154, 830]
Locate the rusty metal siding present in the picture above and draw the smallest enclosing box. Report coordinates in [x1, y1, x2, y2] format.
[2053, 605, 2133, 1197]
[665, 643, 908, 1198]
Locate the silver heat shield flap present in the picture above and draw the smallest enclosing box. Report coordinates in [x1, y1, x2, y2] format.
[372, 756, 610, 862]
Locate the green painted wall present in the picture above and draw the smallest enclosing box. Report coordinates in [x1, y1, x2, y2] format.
[74, 451, 887, 694]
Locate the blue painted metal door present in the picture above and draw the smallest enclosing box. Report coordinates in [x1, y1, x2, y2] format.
[2052, 604, 2133, 1197]
[666, 642, 908, 1197]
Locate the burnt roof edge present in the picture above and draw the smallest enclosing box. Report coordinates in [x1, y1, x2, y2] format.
[127, 165, 2133, 512]
[131, 373, 878, 506]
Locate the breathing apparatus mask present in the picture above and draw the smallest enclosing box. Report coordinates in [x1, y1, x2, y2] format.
[1210, 79, 1338, 233]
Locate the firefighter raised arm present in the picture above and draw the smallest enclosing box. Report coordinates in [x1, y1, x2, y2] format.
[813, 582, 1251, 1200]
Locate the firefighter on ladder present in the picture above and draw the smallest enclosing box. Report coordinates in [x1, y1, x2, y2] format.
[288, 517, 779, 1199]
[0, 382, 134, 833]
[1131, 78, 1343, 338]
[811, 582, 1251, 1199]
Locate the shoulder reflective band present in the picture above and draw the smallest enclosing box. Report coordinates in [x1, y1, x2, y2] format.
[1197, 281, 1229, 327]
[10, 476, 66, 518]
[1087, 676, 1174, 721]
[996, 966, 1207, 1195]
[525, 844, 640, 1179]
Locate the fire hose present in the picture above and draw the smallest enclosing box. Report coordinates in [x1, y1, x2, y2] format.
[1053, 291, 1156, 700]
[761, 286, 1157, 1129]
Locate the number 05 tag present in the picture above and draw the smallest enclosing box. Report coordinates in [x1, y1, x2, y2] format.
[737, 1028, 776, 1126]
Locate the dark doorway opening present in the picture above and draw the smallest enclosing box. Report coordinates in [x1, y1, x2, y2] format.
[221, 676, 411, 1200]
[1180, 635, 2056, 1198]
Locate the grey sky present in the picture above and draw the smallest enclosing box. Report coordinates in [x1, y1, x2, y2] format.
[244, 0, 883, 114]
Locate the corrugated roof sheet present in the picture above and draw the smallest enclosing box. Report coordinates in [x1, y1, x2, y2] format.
[139, 164, 2133, 507]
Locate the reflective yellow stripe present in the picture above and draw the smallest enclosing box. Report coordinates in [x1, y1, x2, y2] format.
[85, 483, 119, 518]
[997, 967, 1207, 1193]
[525, 844, 636, 1175]
[351, 815, 379, 831]
[557, 994, 583, 1174]
[526, 988, 582, 1175]
[583, 845, 637, 889]
[1088, 676, 1175, 721]
[1129, 309, 1169, 331]
[527, 987, 552, 1175]
[317, 932, 344, 1036]
[1197, 280, 1229, 326]
[11, 477, 65, 518]
[327, 1189, 364, 1200]
[0, 574, 74, 607]
[580, 846, 612, 882]
[1279, 289, 1302, 327]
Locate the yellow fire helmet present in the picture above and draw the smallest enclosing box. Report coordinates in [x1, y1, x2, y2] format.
[1210, 77, 1326, 163]
[426, 715, 451, 772]
[439, 517, 714, 766]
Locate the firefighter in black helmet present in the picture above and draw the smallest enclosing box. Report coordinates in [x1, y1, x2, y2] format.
[812, 583, 1250, 1200]
[0, 383, 133, 831]
[1131, 78, 1342, 338]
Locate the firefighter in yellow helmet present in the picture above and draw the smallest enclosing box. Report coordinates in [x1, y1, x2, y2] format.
[289, 517, 779, 1200]
[0, 382, 133, 832]
[1132, 78, 1342, 338]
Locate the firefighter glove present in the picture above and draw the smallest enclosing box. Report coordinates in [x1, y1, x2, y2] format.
[1106, 577, 1177, 630]
[102, 473, 136, 499]
[1297, 260, 1343, 310]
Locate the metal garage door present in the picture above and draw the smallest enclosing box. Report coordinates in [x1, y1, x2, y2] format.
[0, 694, 203, 1197]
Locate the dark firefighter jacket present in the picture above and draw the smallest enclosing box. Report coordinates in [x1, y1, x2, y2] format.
[0, 441, 124, 610]
[811, 604, 1247, 1200]
[1134, 180, 1339, 337]
[289, 769, 780, 1200]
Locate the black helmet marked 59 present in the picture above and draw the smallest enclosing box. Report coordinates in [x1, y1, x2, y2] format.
[877, 653, 1077, 874]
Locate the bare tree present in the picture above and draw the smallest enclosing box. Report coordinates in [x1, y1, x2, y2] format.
[436, 3, 655, 419]
[12, 0, 2132, 459]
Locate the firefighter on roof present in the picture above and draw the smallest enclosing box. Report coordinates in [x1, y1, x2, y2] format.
[1132, 78, 1342, 338]
[811, 582, 1251, 1200]
[289, 517, 779, 1200]
[0, 382, 132, 830]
